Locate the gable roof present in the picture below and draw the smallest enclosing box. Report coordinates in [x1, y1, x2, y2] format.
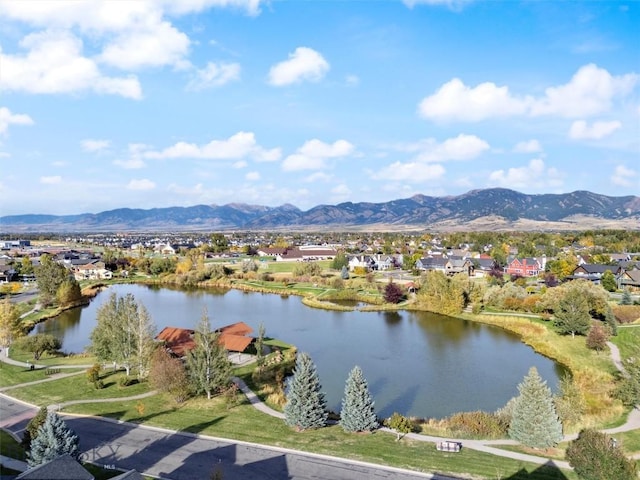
[219, 334, 254, 352]
[156, 327, 195, 357]
[218, 321, 253, 336]
[17, 455, 94, 480]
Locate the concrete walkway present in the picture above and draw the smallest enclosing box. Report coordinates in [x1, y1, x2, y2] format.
[1, 337, 638, 474]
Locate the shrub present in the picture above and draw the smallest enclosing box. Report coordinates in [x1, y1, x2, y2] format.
[566, 429, 637, 480]
[586, 323, 609, 351]
[86, 364, 101, 384]
[386, 412, 414, 441]
[611, 305, 640, 324]
[446, 411, 507, 438]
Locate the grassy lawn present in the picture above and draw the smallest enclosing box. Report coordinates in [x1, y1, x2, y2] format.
[611, 326, 640, 359]
[66, 394, 577, 480]
[8, 345, 97, 367]
[7, 369, 151, 406]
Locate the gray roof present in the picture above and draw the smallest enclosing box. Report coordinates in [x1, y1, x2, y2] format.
[110, 471, 145, 480]
[17, 455, 94, 480]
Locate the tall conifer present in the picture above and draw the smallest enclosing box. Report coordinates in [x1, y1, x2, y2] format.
[340, 366, 378, 433]
[284, 352, 327, 431]
[508, 367, 563, 449]
[28, 412, 80, 467]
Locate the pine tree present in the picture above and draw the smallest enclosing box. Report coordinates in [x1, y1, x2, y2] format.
[340, 366, 378, 433]
[508, 367, 563, 449]
[284, 352, 327, 431]
[620, 288, 632, 306]
[27, 412, 80, 467]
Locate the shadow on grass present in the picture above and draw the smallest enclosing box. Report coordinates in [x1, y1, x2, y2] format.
[503, 461, 569, 480]
[183, 416, 227, 435]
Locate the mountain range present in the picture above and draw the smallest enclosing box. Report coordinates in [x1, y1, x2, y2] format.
[2, 189, 639, 233]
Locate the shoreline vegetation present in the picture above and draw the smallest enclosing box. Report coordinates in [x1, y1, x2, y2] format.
[20, 272, 627, 431]
[6, 271, 637, 480]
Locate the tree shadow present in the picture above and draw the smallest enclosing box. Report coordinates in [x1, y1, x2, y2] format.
[502, 461, 569, 480]
[378, 383, 420, 419]
[182, 416, 227, 435]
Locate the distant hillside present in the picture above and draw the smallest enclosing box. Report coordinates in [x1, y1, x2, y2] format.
[2, 189, 639, 232]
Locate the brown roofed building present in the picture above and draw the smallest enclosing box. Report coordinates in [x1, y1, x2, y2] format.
[156, 322, 254, 356]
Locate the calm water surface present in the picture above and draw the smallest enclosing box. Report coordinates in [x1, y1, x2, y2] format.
[35, 284, 564, 419]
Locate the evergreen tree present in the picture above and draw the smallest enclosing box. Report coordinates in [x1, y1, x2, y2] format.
[185, 309, 232, 399]
[620, 288, 632, 306]
[566, 429, 637, 480]
[508, 367, 563, 449]
[340, 366, 378, 433]
[284, 352, 327, 431]
[27, 412, 80, 467]
[340, 265, 350, 280]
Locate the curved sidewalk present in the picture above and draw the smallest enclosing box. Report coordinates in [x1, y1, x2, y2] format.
[1, 342, 638, 473]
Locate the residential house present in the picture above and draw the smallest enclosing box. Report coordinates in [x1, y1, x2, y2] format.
[473, 255, 499, 277]
[273, 246, 337, 262]
[617, 269, 640, 291]
[505, 257, 543, 277]
[154, 243, 176, 255]
[567, 263, 622, 285]
[73, 261, 113, 281]
[16, 454, 94, 480]
[415, 256, 448, 273]
[445, 256, 474, 276]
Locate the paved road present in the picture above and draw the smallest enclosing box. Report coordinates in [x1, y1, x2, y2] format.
[0, 394, 456, 480]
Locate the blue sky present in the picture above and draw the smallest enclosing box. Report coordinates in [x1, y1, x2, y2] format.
[0, 0, 638, 216]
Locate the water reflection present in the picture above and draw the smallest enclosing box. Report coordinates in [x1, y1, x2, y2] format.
[35, 283, 564, 419]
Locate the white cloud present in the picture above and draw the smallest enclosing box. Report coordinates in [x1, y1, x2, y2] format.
[0, 30, 142, 99]
[114, 158, 146, 169]
[531, 64, 638, 118]
[610, 165, 638, 187]
[330, 184, 352, 202]
[513, 139, 542, 153]
[82, 139, 110, 152]
[418, 78, 530, 122]
[346, 74, 360, 86]
[282, 139, 354, 172]
[568, 119, 622, 140]
[268, 47, 330, 86]
[401, 134, 489, 162]
[0, 107, 34, 134]
[145, 132, 280, 161]
[419, 64, 638, 122]
[127, 179, 156, 190]
[186, 62, 240, 90]
[245, 171, 260, 181]
[98, 20, 191, 70]
[40, 175, 62, 184]
[488, 158, 563, 189]
[372, 162, 446, 182]
[303, 172, 333, 183]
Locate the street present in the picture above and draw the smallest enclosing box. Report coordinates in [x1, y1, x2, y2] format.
[1, 394, 456, 480]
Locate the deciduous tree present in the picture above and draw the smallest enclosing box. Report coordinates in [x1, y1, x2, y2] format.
[89, 293, 156, 377]
[15, 334, 61, 360]
[284, 352, 327, 431]
[386, 412, 413, 441]
[553, 285, 591, 337]
[508, 367, 563, 449]
[601, 270, 617, 292]
[56, 278, 82, 307]
[149, 347, 191, 403]
[566, 429, 637, 480]
[185, 309, 232, 399]
[34, 254, 69, 306]
[383, 281, 404, 304]
[22, 406, 48, 451]
[27, 412, 80, 467]
[0, 297, 23, 346]
[340, 366, 378, 433]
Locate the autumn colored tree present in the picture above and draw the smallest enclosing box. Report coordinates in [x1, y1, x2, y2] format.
[149, 347, 191, 403]
[566, 429, 637, 480]
[0, 297, 23, 346]
[383, 281, 404, 304]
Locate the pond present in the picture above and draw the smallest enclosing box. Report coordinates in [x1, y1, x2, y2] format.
[34, 283, 564, 419]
